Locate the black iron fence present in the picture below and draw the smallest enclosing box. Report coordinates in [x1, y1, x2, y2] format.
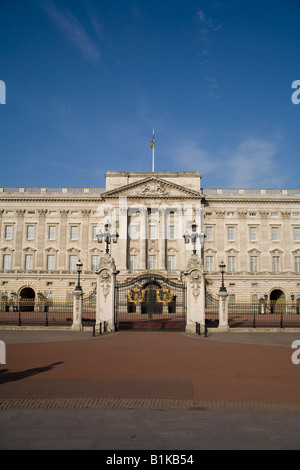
[205, 302, 300, 328]
[0, 300, 74, 327]
[82, 296, 96, 326]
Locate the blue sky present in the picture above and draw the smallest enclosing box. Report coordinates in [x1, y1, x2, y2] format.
[1, 0, 300, 189]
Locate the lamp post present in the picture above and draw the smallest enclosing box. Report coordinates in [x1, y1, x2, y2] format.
[219, 261, 227, 293]
[264, 293, 268, 314]
[291, 293, 295, 314]
[96, 222, 119, 254]
[183, 221, 205, 255]
[76, 260, 83, 291]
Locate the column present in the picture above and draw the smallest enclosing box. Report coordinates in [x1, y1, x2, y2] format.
[119, 205, 128, 271]
[139, 208, 147, 270]
[58, 210, 69, 269]
[81, 210, 91, 269]
[159, 208, 166, 270]
[36, 209, 47, 269]
[14, 209, 26, 269]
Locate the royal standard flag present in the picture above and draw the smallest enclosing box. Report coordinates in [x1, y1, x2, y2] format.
[150, 129, 155, 149]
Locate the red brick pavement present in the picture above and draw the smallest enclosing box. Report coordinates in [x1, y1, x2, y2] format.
[0, 332, 299, 404]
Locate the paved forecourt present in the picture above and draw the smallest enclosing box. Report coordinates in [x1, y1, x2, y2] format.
[1, 330, 300, 450]
[0, 330, 300, 407]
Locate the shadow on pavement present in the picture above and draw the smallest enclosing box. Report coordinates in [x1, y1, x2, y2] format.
[0, 362, 64, 384]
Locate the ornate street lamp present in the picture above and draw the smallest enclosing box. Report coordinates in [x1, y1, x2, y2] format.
[264, 293, 268, 314]
[76, 260, 83, 291]
[96, 222, 119, 254]
[183, 221, 205, 255]
[219, 261, 227, 293]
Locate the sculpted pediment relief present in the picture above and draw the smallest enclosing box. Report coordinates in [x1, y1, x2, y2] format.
[101, 176, 202, 200]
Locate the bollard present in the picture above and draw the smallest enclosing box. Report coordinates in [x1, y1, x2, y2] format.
[280, 314, 284, 329]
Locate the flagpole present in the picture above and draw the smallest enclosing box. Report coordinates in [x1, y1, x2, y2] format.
[152, 145, 154, 173]
[151, 128, 155, 172]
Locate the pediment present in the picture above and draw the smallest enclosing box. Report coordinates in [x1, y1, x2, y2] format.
[101, 176, 202, 200]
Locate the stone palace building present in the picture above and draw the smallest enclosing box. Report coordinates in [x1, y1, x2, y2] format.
[1, 170, 300, 308]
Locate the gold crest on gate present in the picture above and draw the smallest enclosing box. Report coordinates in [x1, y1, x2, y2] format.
[157, 287, 173, 305]
[128, 288, 145, 305]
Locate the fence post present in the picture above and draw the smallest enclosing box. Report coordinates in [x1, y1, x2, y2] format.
[218, 292, 229, 331]
[72, 288, 83, 331]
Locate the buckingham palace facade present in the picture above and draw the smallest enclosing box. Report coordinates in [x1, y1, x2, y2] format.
[1, 170, 300, 305]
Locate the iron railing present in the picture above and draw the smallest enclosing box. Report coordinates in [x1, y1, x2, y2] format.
[0, 300, 74, 327]
[205, 302, 300, 328]
[82, 289, 96, 326]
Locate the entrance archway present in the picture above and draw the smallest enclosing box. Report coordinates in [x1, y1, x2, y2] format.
[270, 289, 285, 313]
[19, 287, 35, 311]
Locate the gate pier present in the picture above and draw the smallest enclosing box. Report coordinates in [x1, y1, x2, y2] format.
[184, 254, 206, 334]
[96, 254, 119, 332]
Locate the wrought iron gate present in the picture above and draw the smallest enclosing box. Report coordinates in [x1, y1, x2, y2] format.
[115, 273, 186, 331]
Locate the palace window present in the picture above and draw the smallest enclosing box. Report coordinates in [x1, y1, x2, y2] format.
[148, 255, 156, 270]
[167, 255, 176, 271]
[294, 227, 300, 241]
[92, 226, 100, 240]
[26, 225, 35, 240]
[206, 256, 214, 272]
[295, 256, 300, 273]
[129, 255, 138, 270]
[149, 225, 157, 240]
[48, 225, 56, 240]
[167, 225, 175, 240]
[272, 256, 280, 272]
[228, 256, 236, 272]
[91, 255, 100, 270]
[272, 227, 279, 241]
[249, 227, 257, 241]
[24, 254, 33, 270]
[2, 254, 11, 270]
[227, 227, 235, 241]
[47, 254, 55, 271]
[4, 225, 13, 239]
[206, 227, 213, 241]
[70, 226, 78, 240]
[250, 256, 258, 272]
[69, 255, 77, 270]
